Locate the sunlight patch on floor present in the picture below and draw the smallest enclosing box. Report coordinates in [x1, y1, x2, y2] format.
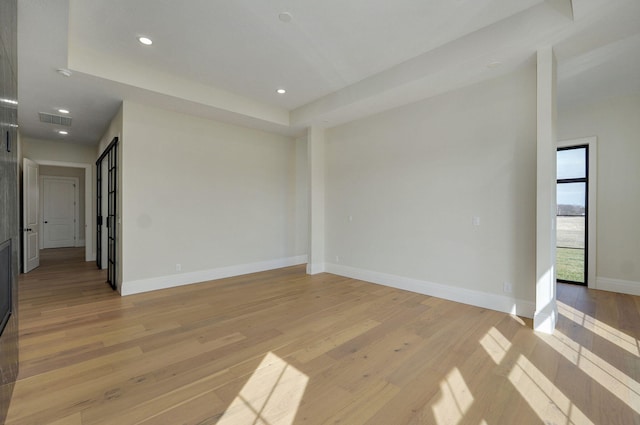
[544, 330, 640, 414]
[480, 326, 593, 424]
[217, 352, 309, 425]
[432, 367, 474, 425]
[557, 301, 640, 357]
[508, 354, 594, 425]
[479, 327, 512, 364]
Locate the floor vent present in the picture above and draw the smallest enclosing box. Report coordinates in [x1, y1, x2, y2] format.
[38, 113, 72, 127]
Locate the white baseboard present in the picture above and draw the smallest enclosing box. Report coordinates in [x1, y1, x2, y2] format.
[121, 255, 308, 296]
[325, 263, 536, 318]
[595, 277, 640, 296]
[306, 263, 326, 275]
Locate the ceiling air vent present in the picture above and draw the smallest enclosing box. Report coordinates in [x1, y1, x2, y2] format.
[38, 112, 72, 127]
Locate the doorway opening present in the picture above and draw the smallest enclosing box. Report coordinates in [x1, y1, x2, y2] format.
[22, 159, 94, 274]
[556, 145, 588, 285]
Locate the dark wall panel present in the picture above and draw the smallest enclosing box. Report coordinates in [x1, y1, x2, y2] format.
[0, 0, 19, 422]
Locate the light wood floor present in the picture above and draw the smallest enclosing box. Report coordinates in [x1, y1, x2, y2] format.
[5, 248, 640, 424]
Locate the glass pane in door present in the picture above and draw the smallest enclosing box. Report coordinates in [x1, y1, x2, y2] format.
[556, 182, 586, 283]
[557, 147, 587, 179]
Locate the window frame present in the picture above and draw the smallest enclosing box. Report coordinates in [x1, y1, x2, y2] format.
[556, 137, 597, 287]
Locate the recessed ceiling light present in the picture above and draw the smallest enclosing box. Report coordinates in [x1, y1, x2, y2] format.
[58, 130, 68, 135]
[138, 36, 153, 45]
[278, 12, 293, 23]
[57, 68, 72, 77]
[276, 88, 287, 94]
[58, 108, 70, 114]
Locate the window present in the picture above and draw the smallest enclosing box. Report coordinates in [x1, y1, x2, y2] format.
[556, 145, 588, 285]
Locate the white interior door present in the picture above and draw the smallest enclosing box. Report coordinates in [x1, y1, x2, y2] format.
[42, 177, 77, 249]
[23, 158, 40, 272]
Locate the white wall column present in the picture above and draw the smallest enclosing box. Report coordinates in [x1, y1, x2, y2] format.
[534, 46, 558, 333]
[307, 126, 326, 274]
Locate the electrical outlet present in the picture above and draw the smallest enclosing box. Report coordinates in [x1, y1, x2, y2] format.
[175, 264, 182, 272]
[503, 281, 512, 293]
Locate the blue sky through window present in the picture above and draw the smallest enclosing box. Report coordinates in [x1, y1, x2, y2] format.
[557, 148, 586, 180]
[557, 148, 586, 207]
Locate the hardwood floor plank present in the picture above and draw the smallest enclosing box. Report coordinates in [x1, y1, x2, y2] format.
[5, 248, 640, 424]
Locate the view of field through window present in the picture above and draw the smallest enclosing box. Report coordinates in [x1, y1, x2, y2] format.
[556, 147, 587, 284]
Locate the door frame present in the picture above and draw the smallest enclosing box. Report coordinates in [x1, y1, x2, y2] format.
[96, 137, 119, 291]
[31, 160, 94, 261]
[23, 158, 40, 273]
[557, 136, 597, 288]
[39, 175, 80, 249]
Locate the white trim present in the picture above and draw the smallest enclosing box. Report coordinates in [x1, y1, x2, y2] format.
[121, 255, 308, 296]
[535, 47, 558, 333]
[325, 263, 536, 318]
[307, 127, 326, 275]
[306, 263, 326, 275]
[33, 160, 94, 261]
[40, 175, 79, 249]
[595, 277, 640, 296]
[533, 298, 557, 334]
[557, 136, 597, 288]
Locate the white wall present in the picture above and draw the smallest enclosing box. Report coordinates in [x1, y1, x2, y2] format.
[324, 66, 538, 316]
[558, 94, 640, 293]
[120, 101, 305, 294]
[98, 105, 123, 155]
[22, 137, 96, 164]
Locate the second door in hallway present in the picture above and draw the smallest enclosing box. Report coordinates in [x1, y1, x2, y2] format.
[41, 177, 78, 249]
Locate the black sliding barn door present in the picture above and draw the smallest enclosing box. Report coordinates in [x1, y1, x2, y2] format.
[96, 137, 118, 290]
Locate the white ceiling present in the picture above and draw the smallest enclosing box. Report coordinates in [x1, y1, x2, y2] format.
[16, 0, 640, 144]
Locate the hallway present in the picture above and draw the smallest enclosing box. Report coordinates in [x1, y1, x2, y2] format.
[19, 248, 112, 313]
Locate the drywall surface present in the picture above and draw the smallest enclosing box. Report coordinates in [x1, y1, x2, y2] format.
[120, 101, 303, 293]
[22, 137, 96, 164]
[559, 94, 640, 286]
[325, 66, 537, 309]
